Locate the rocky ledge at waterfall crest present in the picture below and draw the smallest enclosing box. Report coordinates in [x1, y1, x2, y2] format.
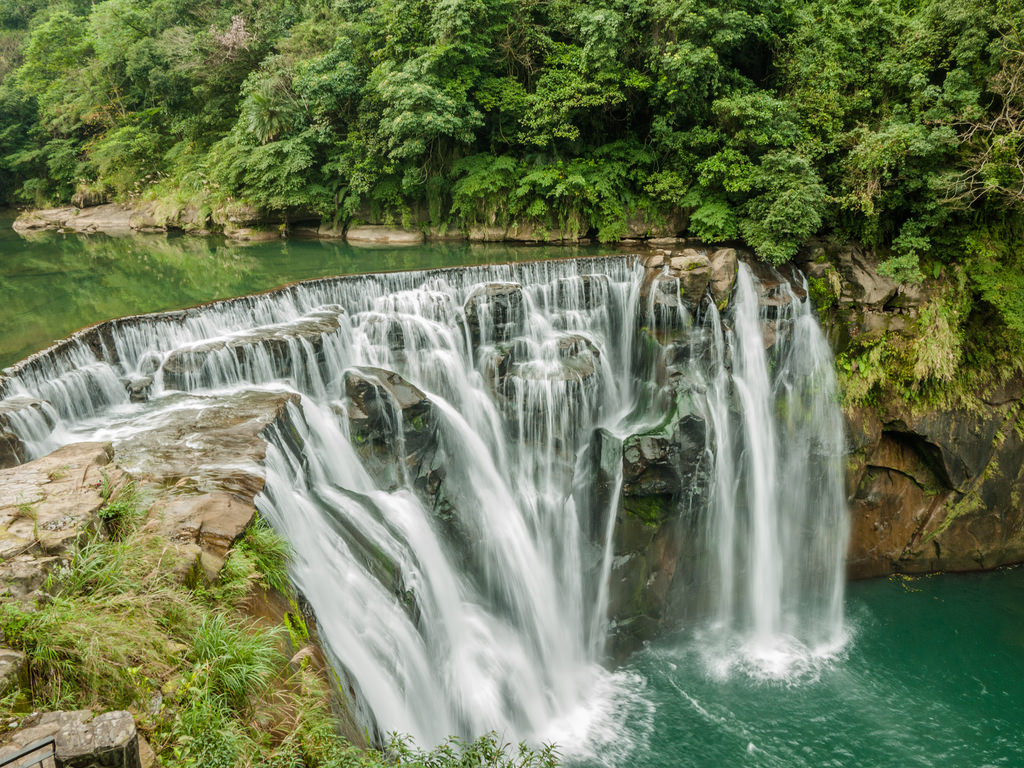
[0, 385, 365, 753]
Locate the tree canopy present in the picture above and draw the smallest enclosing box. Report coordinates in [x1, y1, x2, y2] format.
[0, 0, 1021, 282]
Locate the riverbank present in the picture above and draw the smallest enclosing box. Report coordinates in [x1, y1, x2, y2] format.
[8, 201, 688, 246]
[11, 201, 691, 245]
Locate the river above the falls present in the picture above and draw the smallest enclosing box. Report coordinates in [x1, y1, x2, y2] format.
[593, 566, 1024, 768]
[0, 213, 622, 368]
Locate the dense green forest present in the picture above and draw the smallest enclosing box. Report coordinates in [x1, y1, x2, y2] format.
[0, 0, 1022, 316]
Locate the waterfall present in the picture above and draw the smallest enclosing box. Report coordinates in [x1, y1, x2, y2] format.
[0, 254, 848, 751]
[691, 266, 848, 678]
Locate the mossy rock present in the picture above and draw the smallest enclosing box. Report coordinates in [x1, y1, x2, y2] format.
[623, 494, 672, 527]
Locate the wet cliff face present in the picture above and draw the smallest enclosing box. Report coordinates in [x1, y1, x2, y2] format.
[797, 242, 1024, 578]
[844, 401, 1024, 577]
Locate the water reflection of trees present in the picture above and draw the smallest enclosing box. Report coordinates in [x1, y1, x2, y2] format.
[1, 233, 259, 367]
[0, 231, 618, 367]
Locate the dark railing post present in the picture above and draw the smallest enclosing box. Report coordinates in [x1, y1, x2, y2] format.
[0, 737, 57, 768]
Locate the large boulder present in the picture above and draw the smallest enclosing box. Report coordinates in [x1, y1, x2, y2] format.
[212, 203, 303, 239]
[0, 553, 63, 600]
[834, 244, 899, 309]
[637, 247, 713, 336]
[0, 649, 25, 696]
[345, 225, 424, 245]
[606, 509, 686, 660]
[340, 366, 473, 594]
[314, 223, 345, 239]
[622, 434, 681, 500]
[12, 204, 149, 236]
[13, 204, 160, 236]
[476, 344, 516, 398]
[0, 710, 141, 768]
[343, 366, 442, 494]
[620, 207, 688, 240]
[0, 442, 119, 558]
[667, 249, 712, 306]
[149, 492, 256, 559]
[62, 204, 135, 234]
[12, 207, 79, 234]
[113, 390, 299, 501]
[345, 367, 431, 425]
[637, 270, 694, 344]
[223, 226, 281, 242]
[620, 396, 707, 505]
[358, 314, 411, 355]
[504, 222, 575, 242]
[708, 247, 739, 307]
[639, 271, 684, 319]
[463, 283, 525, 346]
[146, 491, 258, 581]
[466, 225, 508, 242]
[797, 240, 904, 351]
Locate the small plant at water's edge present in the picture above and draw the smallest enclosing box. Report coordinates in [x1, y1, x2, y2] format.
[97, 480, 143, 540]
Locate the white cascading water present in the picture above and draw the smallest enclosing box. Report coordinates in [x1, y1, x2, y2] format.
[677, 265, 848, 679]
[0, 255, 847, 753]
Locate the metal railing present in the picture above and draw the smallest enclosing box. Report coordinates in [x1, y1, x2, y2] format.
[0, 737, 56, 768]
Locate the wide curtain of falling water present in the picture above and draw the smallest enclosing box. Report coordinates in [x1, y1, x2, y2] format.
[251, 261, 646, 748]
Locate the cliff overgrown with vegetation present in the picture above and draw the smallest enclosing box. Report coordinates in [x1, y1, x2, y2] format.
[1, 0, 1023, 395]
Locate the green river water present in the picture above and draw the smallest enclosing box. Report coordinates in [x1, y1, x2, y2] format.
[2, 216, 1022, 766]
[603, 568, 1024, 768]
